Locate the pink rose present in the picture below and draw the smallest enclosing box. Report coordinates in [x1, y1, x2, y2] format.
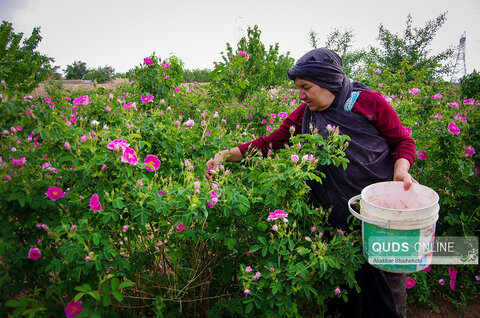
[464, 146, 475, 157]
[406, 277, 416, 289]
[107, 139, 129, 151]
[121, 147, 138, 165]
[144, 154, 161, 171]
[448, 122, 461, 135]
[64, 300, 83, 318]
[141, 95, 154, 103]
[12, 157, 26, 167]
[45, 186, 66, 201]
[89, 194, 102, 211]
[72, 95, 91, 107]
[416, 150, 428, 160]
[267, 209, 288, 221]
[28, 247, 41, 260]
[408, 88, 420, 95]
[237, 51, 250, 60]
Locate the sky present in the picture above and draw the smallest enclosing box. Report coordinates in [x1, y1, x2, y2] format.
[1, 0, 480, 77]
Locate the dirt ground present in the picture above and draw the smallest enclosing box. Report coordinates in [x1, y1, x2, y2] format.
[30, 78, 130, 98]
[408, 293, 480, 318]
[30, 79, 208, 99]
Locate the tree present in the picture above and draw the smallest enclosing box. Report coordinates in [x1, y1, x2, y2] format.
[48, 66, 64, 80]
[325, 28, 354, 57]
[324, 28, 367, 78]
[376, 12, 455, 81]
[460, 70, 480, 98]
[131, 53, 184, 98]
[64, 60, 88, 80]
[308, 28, 320, 49]
[85, 65, 115, 83]
[210, 25, 294, 101]
[0, 20, 52, 95]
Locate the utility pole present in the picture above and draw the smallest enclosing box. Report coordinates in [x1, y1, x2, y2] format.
[451, 32, 467, 83]
[234, 12, 246, 41]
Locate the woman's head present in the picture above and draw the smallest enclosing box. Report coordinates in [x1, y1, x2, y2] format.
[294, 78, 335, 112]
[287, 48, 345, 95]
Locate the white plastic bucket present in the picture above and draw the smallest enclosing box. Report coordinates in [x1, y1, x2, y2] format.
[348, 181, 440, 273]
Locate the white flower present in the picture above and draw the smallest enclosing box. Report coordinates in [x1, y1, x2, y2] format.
[91, 120, 100, 126]
[184, 119, 195, 127]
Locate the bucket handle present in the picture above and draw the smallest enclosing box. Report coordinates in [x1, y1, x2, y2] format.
[348, 195, 389, 228]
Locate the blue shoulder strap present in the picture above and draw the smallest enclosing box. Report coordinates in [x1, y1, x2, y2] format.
[343, 91, 360, 112]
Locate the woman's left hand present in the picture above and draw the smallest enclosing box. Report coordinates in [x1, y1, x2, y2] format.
[394, 158, 418, 190]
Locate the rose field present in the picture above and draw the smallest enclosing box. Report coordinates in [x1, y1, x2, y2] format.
[1, 23, 480, 317]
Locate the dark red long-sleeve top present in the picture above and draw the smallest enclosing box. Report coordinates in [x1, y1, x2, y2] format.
[238, 90, 416, 167]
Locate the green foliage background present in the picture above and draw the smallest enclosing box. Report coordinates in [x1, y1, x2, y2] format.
[0, 21, 52, 96]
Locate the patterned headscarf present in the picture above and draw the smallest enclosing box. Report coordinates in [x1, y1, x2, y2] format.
[287, 48, 368, 109]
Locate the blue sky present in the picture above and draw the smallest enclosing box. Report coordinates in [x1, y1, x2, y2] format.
[1, 0, 480, 76]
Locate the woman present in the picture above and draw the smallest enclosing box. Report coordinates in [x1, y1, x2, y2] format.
[206, 48, 415, 317]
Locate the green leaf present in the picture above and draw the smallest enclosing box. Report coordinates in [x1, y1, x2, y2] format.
[118, 280, 134, 289]
[132, 208, 149, 225]
[5, 299, 21, 307]
[268, 245, 275, 255]
[74, 293, 85, 302]
[92, 233, 100, 246]
[288, 240, 295, 251]
[74, 284, 91, 293]
[245, 302, 253, 314]
[18, 196, 26, 207]
[262, 246, 268, 257]
[88, 291, 101, 301]
[112, 290, 124, 302]
[225, 237, 237, 251]
[249, 245, 261, 253]
[271, 282, 278, 295]
[102, 295, 110, 307]
[112, 196, 124, 209]
[111, 277, 119, 290]
[139, 140, 151, 149]
[102, 213, 111, 224]
[258, 236, 267, 245]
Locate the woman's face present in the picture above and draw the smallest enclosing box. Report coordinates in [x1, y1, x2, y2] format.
[294, 78, 335, 112]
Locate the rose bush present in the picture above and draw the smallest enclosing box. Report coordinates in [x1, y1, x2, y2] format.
[372, 72, 480, 315]
[0, 57, 478, 317]
[0, 78, 363, 317]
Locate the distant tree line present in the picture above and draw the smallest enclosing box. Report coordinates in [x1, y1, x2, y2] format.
[63, 61, 115, 83]
[306, 12, 479, 97]
[1, 13, 479, 98]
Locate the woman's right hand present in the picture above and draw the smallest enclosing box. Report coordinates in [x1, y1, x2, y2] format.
[205, 147, 243, 179]
[205, 151, 225, 179]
